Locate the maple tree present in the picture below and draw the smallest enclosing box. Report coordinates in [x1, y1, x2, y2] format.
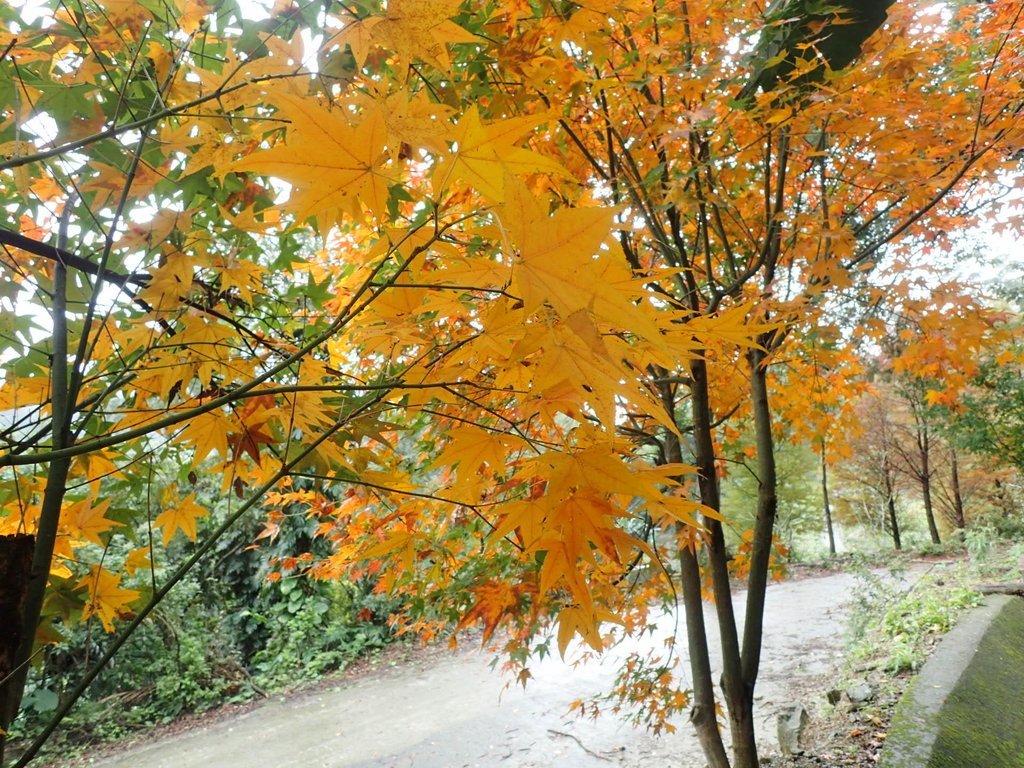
[938, 293, 1024, 477]
[1, 1, 1023, 767]
[878, 281, 1020, 535]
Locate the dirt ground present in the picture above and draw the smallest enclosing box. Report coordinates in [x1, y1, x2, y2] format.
[54, 564, 949, 768]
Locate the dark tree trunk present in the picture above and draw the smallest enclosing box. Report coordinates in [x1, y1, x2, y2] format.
[916, 422, 941, 545]
[0, 534, 36, 764]
[883, 465, 902, 550]
[4, 223, 76, 763]
[659, 383, 731, 768]
[740, 347, 778, 749]
[820, 449, 837, 556]
[950, 449, 967, 530]
[689, 357, 757, 768]
[678, 544, 731, 768]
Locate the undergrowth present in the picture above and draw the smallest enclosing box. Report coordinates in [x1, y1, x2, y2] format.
[847, 566, 981, 675]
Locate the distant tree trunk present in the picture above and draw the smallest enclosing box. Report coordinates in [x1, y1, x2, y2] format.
[820, 449, 837, 555]
[950, 449, 967, 531]
[916, 420, 941, 545]
[993, 478, 1017, 519]
[883, 462, 902, 550]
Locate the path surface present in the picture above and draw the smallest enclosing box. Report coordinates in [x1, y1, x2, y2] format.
[85, 570, 915, 768]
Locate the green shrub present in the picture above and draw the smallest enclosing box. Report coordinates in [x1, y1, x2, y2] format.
[249, 577, 396, 688]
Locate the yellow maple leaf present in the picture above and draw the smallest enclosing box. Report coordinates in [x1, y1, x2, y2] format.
[78, 566, 140, 632]
[96, 0, 154, 31]
[557, 604, 606, 658]
[233, 92, 394, 224]
[433, 108, 568, 202]
[368, 0, 483, 73]
[0, 375, 50, 412]
[433, 425, 510, 474]
[500, 181, 644, 324]
[179, 410, 231, 465]
[71, 449, 122, 494]
[123, 547, 152, 577]
[174, 0, 210, 33]
[64, 497, 123, 547]
[337, 17, 384, 69]
[155, 493, 208, 546]
[213, 256, 266, 305]
[373, 88, 455, 157]
[138, 250, 196, 310]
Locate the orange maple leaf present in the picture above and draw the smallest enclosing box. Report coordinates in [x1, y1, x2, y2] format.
[233, 92, 394, 224]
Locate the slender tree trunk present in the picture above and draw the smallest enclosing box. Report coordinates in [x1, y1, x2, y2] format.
[739, 347, 777, 753]
[993, 478, 1015, 519]
[883, 465, 902, 550]
[820, 450, 837, 555]
[917, 423, 941, 545]
[689, 357, 757, 768]
[950, 449, 966, 531]
[678, 544, 732, 768]
[0, 535, 35, 765]
[1, 220, 75, 758]
[660, 390, 730, 768]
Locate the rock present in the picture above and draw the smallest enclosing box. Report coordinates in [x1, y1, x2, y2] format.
[846, 682, 874, 705]
[777, 703, 809, 755]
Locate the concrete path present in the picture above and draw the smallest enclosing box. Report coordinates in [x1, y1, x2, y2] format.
[83, 570, 916, 768]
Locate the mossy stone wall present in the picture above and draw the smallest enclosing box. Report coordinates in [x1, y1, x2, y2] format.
[881, 595, 1024, 768]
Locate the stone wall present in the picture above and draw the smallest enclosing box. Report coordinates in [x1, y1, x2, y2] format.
[880, 594, 1024, 768]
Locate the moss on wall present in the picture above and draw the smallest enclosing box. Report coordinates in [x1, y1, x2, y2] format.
[928, 597, 1024, 768]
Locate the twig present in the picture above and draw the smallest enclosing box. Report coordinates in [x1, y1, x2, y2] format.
[547, 730, 613, 761]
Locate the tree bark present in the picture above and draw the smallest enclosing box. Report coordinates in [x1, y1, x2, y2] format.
[0, 534, 35, 764]
[660, 384, 731, 768]
[739, 347, 777, 744]
[689, 357, 757, 768]
[883, 463, 902, 550]
[678, 544, 732, 768]
[950, 449, 966, 530]
[916, 420, 941, 545]
[820, 450, 837, 555]
[2, 217, 76, 761]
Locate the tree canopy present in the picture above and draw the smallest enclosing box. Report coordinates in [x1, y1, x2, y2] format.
[1, 0, 1022, 766]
